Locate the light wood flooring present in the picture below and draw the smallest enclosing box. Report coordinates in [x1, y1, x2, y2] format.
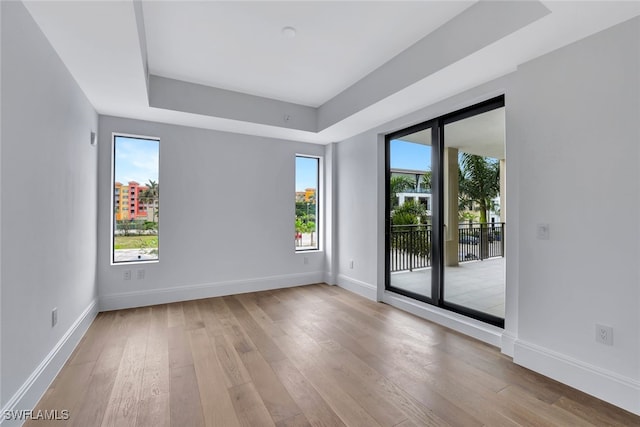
[28, 284, 640, 426]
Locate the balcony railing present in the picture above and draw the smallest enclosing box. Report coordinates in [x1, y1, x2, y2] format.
[390, 222, 504, 273]
[390, 225, 432, 272]
[457, 222, 505, 262]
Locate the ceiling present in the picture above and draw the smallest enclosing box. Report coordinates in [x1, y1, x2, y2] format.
[445, 108, 505, 159]
[143, 1, 474, 107]
[397, 107, 505, 160]
[22, 1, 640, 144]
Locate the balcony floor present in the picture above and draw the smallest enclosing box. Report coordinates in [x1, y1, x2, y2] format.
[390, 257, 505, 318]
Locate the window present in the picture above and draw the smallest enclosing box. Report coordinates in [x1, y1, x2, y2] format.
[112, 134, 159, 263]
[295, 156, 319, 251]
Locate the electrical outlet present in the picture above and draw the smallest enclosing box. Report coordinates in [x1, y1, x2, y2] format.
[349, 260, 354, 269]
[123, 270, 131, 280]
[596, 324, 613, 346]
[303, 256, 309, 265]
[52, 308, 58, 327]
[136, 269, 145, 280]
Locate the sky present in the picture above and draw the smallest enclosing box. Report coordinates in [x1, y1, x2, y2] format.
[296, 156, 318, 192]
[390, 139, 431, 171]
[114, 136, 159, 185]
[294, 142, 429, 193]
[114, 139, 425, 191]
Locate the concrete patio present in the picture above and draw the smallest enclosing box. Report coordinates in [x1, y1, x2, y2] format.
[390, 257, 505, 318]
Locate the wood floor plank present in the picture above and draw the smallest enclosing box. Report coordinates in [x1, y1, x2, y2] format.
[221, 316, 258, 356]
[224, 296, 287, 363]
[315, 338, 450, 427]
[553, 394, 638, 426]
[235, 348, 303, 424]
[100, 309, 151, 427]
[23, 361, 95, 427]
[169, 364, 205, 427]
[498, 385, 596, 427]
[68, 311, 116, 366]
[274, 413, 311, 427]
[211, 332, 252, 388]
[386, 368, 483, 427]
[270, 358, 347, 427]
[168, 324, 194, 369]
[28, 284, 640, 427]
[389, 359, 520, 427]
[67, 313, 131, 427]
[228, 382, 277, 427]
[196, 298, 252, 388]
[313, 349, 408, 425]
[288, 304, 456, 425]
[183, 299, 205, 330]
[167, 301, 185, 328]
[196, 298, 226, 336]
[188, 328, 241, 427]
[272, 322, 384, 427]
[135, 305, 170, 427]
[235, 293, 287, 339]
[255, 292, 293, 323]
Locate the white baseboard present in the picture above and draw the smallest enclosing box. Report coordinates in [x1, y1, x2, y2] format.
[336, 274, 377, 300]
[501, 331, 517, 357]
[514, 340, 640, 416]
[0, 300, 98, 427]
[382, 291, 504, 347]
[100, 272, 325, 311]
[323, 271, 337, 286]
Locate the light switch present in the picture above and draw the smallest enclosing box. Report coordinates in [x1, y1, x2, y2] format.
[537, 223, 550, 240]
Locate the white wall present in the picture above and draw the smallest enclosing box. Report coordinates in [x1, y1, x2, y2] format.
[97, 116, 326, 310]
[0, 0, 98, 420]
[336, 16, 640, 414]
[510, 16, 640, 412]
[334, 131, 380, 299]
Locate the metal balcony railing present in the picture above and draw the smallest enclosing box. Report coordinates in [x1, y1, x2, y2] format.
[390, 222, 504, 273]
[457, 222, 505, 262]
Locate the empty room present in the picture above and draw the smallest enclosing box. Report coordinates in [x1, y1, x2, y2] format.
[1, 1, 640, 426]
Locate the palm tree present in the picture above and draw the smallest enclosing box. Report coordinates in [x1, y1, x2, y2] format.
[141, 179, 159, 224]
[458, 153, 499, 224]
[390, 175, 415, 208]
[420, 170, 432, 191]
[458, 153, 499, 259]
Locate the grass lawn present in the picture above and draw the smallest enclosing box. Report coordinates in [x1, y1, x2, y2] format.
[114, 235, 158, 249]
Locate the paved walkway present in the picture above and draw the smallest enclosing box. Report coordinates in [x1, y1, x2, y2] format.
[113, 249, 158, 262]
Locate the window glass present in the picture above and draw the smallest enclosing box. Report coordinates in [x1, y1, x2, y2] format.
[295, 156, 319, 251]
[113, 135, 159, 263]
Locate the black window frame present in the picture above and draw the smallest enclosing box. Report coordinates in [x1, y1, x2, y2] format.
[295, 155, 321, 252]
[111, 133, 160, 265]
[385, 95, 505, 327]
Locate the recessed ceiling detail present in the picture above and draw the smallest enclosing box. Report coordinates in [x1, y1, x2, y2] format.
[141, 1, 475, 106]
[22, 1, 640, 144]
[149, 1, 547, 135]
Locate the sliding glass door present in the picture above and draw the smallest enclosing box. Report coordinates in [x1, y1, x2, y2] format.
[385, 96, 505, 327]
[387, 123, 438, 301]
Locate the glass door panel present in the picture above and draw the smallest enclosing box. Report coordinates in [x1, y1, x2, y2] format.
[442, 108, 505, 321]
[388, 128, 434, 299]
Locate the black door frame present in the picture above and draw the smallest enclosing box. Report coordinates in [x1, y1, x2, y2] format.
[385, 95, 505, 327]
